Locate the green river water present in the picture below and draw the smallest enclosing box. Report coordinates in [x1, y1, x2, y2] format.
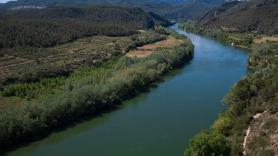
[7, 25, 248, 156]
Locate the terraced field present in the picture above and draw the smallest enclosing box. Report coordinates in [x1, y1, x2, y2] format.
[0, 31, 166, 86]
[253, 36, 278, 44]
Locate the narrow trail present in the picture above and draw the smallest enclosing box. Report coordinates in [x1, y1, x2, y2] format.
[243, 111, 267, 155]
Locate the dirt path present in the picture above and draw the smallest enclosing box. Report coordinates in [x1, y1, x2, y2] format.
[243, 111, 268, 155]
[0, 59, 34, 69]
[126, 37, 182, 58]
[0, 51, 76, 70]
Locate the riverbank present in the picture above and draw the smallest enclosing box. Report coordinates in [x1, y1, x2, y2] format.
[183, 23, 278, 155]
[6, 24, 248, 156]
[0, 29, 194, 153]
[178, 21, 254, 50]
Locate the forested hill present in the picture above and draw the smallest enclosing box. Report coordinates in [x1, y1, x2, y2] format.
[198, 0, 278, 34]
[0, 6, 171, 48]
[1, 0, 228, 20]
[1, 0, 188, 7]
[0, 6, 170, 28]
[142, 0, 226, 20]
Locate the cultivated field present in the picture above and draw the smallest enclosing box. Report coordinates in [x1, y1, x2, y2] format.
[126, 36, 182, 58]
[0, 31, 166, 86]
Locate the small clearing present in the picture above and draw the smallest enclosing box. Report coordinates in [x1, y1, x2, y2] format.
[254, 36, 278, 44]
[126, 37, 182, 58]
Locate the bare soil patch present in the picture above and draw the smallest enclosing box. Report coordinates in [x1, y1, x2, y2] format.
[126, 37, 182, 58]
[0, 96, 25, 109]
[254, 36, 278, 44]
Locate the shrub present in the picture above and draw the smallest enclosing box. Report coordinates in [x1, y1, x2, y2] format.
[185, 130, 231, 156]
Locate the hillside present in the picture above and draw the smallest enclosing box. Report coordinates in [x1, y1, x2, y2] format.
[170, 0, 224, 19]
[0, 6, 171, 49]
[199, 0, 278, 34]
[1, 0, 187, 7]
[0, 6, 171, 87]
[1, 0, 227, 20]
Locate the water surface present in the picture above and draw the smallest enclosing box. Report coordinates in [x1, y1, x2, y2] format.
[8, 25, 247, 156]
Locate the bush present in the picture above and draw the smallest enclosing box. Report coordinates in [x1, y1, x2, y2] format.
[185, 130, 231, 156]
[212, 112, 233, 136]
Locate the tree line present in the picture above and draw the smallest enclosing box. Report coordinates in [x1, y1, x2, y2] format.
[0, 6, 170, 49]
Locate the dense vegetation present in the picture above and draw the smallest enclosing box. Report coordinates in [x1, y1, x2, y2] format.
[179, 21, 254, 48]
[0, 6, 182, 152]
[198, 0, 278, 35]
[0, 6, 171, 49]
[0, 6, 171, 89]
[142, 0, 225, 20]
[0, 31, 194, 151]
[0, 30, 166, 88]
[185, 43, 278, 155]
[1, 0, 187, 7]
[1, 0, 227, 20]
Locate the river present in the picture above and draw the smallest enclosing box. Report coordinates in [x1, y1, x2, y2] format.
[7, 25, 247, 156]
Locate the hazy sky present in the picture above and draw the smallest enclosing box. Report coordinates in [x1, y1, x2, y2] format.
[0, 0, 13, 3]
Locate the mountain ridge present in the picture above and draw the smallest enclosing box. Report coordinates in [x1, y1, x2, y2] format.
[198, 0, 278, 34]
[1, 0, 228, 20]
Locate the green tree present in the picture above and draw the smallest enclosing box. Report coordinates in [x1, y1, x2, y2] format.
[185, 130, 231, 156]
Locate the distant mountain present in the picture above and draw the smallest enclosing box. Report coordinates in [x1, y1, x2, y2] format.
[0, 6, 171, 28]
[0, 6, 171, 49]
[148, 0, 232, 20]
[143, 0, 226, 20]
[1, 0, 228, 20]
[199, 0, 278, 34]
[1, 0, 188, 7]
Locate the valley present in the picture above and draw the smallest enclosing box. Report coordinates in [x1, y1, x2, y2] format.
[0, 7, 194, 152]
[5, 24, 248, 156]
[0, 0, 277, 156]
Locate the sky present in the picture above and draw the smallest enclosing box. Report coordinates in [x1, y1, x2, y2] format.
[0, 0, 14, 3]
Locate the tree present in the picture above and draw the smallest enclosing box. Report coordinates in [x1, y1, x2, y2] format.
[185, 130, 231, 156]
